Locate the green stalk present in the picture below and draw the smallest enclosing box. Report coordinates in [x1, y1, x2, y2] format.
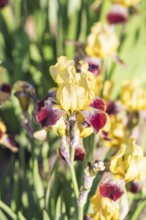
[78, 206, 84, 220]
[0, 201, 16, 219]
[69, 164, 79, 199]
[69, 142, 84, 219]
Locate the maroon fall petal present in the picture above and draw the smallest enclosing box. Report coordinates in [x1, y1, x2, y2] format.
[82, 109, 107, 133]
[0, 0, 9, 8]
[106, 4, 128, 25]
[99, 182, 124, 201]
[36, 106, 64, 128]
[36, 107, 49, 123]
[107, 11, 128, 24]
[90, 97, 106, 111]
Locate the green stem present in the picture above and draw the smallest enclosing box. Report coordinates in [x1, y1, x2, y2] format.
[69, 164, 79, 199]
[78, 206, 84, 220]
[0, 201, 16, 219]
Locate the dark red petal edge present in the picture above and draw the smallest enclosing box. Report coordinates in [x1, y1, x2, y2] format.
[89, 97, 106, 111]
[99, 182, 124, 201]
[82, 109, 107, 133]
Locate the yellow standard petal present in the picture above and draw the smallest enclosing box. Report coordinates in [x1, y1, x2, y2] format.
[52, 57, 97, 112]
[112, 0, 141, 7]
[49, 56, 76, 84]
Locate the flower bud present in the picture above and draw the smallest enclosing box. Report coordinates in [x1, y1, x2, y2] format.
[14, 81, 35, 111]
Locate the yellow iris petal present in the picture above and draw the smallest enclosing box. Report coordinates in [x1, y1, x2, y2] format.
[110, 139, 146, 182]
[112, 0, 141, 7]
[89, 190, 120, 220]
[86, 22, 119, 58]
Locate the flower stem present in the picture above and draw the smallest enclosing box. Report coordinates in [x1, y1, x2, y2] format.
[69, 164, 79, 199]
[78, 206, 84, 220]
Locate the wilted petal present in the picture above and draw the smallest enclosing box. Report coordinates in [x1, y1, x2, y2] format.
[58, 146, 86, 161]
[99, 180, 124, 201]
[74, 146, 86, 161]
[89, 97, 106, 111]
[57, 136, 70, 163]
[82, 108, 108, 133]
[84, 57, 101, 75]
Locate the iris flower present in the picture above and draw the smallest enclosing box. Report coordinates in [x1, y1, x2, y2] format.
[85, 22, 119, 59]
[110, 139, 146, 182]
[35, 57, 109, 160]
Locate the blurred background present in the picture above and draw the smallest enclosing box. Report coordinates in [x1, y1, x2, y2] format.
[1, 0, 146, 219]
